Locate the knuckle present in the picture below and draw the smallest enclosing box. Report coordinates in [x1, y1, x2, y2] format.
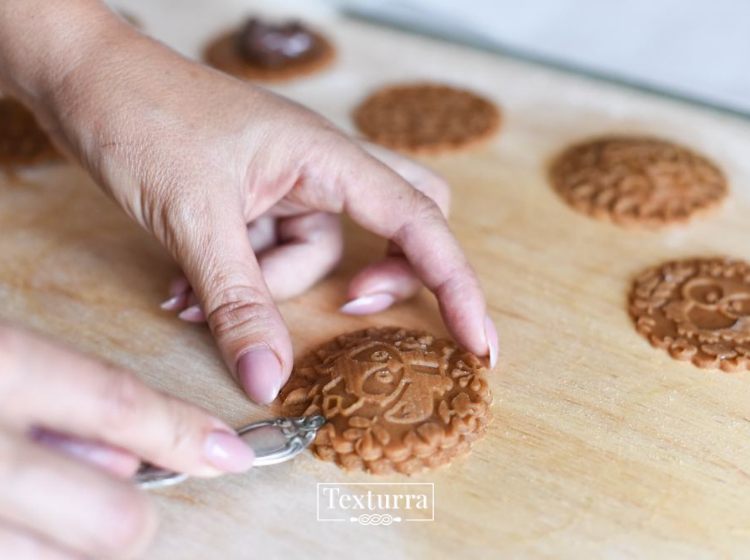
[207, 285, 275, 341]
[100, 369, 144, 436]
[156, 192, 208, 259]
[408, 192, 444, 228]
[94, 489, 157, 558]
[437, 266, 482, 299]
[415, 194, 445, 222]
[395, 194, 445, 244]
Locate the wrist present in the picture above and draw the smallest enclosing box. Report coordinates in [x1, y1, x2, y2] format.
[0, 0, 128, 107]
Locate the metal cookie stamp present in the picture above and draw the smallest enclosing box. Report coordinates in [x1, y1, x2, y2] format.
[134, 415, 325, 490]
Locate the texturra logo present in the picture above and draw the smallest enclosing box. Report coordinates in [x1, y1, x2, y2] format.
[317, 483, 434, 525]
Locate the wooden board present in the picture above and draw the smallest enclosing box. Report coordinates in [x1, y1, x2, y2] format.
[3, 1, 750, 557]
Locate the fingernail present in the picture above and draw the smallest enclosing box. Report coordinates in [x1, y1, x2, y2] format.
[204, 430, 255, 473]
[238, 348, 282, 404]
[160, 295, 183, 311]
[178, 305, 205, 322]
[340, 293, 396, 315]
[485, 315, 499, 368]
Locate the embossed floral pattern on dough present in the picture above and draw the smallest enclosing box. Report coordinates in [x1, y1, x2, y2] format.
[279, 327, 493, 475]
[353, 84, 501, 155]
[549, 136, 727, 228]
[629, 258, 750, 372]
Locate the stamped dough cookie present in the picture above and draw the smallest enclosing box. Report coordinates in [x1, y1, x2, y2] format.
[0, 97, 60, 168]
[353, 83, 501, 155]
[629, 258, 750, 372]
[549, 136, 727, 227]
[203, 18, 335, 82]
[280, 327, 493, 475]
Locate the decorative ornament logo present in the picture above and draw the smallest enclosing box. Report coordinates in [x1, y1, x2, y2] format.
[353, 514, 401, 526]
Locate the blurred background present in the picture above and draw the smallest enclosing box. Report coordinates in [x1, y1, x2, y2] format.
[338, 0, 750, 115]
[109, 0, 750, 116]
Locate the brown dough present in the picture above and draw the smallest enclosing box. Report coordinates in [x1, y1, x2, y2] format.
[549, 136, 727, 228]
[203, 27, 335, 83]
[353, 83, 501, 155]
[629, 257, 750, 372]
[0, 97, 61, 169]
[279, 327, 493, 475]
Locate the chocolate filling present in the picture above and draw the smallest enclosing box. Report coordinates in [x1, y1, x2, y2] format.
[0, 97, 59, 167]
[235, 18, 320, 68]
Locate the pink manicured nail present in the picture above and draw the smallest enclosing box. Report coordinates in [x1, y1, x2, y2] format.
[179, 305, 205, 322]
[485, 315, 499, 368]
[238, 348, 282, 404]
[204, 431, 255, 473]
[160, 295, 184, 311]
[340, 293, 396, 315]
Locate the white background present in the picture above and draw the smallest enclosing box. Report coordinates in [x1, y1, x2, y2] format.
[336, 0, 750, 114]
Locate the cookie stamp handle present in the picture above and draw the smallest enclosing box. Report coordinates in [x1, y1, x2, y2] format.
[133, 415, 325, 490]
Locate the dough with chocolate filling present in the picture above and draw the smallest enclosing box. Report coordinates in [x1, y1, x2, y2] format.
[280, 327, 493, 475]
[203, 18, 335, 82]
[549, 136, 727, 227]
[353, 83, 501, 155]
[0, 97, 60, 169]
[630, 257, 750, 372]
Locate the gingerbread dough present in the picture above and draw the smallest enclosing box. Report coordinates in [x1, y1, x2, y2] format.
[549, 136, 727, 227]
[280, 327, 493, 475]
[630, 258, 750, 372]
[353, 83, 501, 155]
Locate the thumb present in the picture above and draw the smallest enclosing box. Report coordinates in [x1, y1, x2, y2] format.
[174, 204, 293, 405]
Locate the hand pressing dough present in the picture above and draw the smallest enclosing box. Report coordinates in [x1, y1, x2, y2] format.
[280, 327, 493, 475]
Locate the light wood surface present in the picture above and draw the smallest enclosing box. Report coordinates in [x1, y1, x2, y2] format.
[3, 1, 750, 558]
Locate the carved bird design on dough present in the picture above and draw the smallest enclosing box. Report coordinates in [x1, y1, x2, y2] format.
[322, 342, 453, 424]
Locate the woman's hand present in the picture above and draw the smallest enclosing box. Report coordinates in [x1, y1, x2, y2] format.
[0, 1, 498, 406]
[162, 141, 454, 319]
[0, 324, 255, 559]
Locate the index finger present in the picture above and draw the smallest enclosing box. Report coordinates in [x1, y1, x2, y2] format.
[0, 326, 255, 476]
[330, 144, 496, 364]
